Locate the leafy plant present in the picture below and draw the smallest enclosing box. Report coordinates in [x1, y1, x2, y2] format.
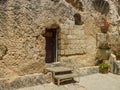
[99, 63, 110, 70]
[99, 62, 110, 74]
[103, 19, 110, 27]
[100, 19, 110, 33]
[99, 42, 111, 50]
[100, 26, 109, 33]
[116, 52, 120, 56]
[113, 50, 120, 60]
[99, 46, 110, 50]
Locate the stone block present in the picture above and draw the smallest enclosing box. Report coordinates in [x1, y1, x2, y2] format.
[108, 33, 119, 48]
[97, 33, 108, 47]
[67, 35, 74, 39]
[44, 72, 52, 83]
[0, 78, 10, 90]
[10, 73, 45, 89]
[60, 44, 66, 50]
[60, 50, 65, 55]
[76, 66, 99, 76]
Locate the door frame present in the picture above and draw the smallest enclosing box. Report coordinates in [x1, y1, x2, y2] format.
[55, 32, 58, 62]
[44, 29, 58, 63]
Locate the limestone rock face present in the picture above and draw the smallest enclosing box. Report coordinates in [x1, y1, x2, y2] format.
[0, 0, 76, 77]
[0, 0, 119, 77]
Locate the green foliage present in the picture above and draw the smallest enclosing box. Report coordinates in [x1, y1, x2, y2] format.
[116, 52, 120, 56]
[113, 50, 120, 60]
[99, 63, 110, 70]
[99, 46, 110, 50]
[99, 42, 111, 50]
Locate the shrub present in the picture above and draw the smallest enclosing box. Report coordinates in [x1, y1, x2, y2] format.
[99, 62, 110, 74]
[99, 63, 110, 70]
[99, 42, 111, 50]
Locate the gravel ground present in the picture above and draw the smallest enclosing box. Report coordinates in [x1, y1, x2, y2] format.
[80, 73, 120, 90]
[15, 83, 86, 90]
[16, 73, 120, 90]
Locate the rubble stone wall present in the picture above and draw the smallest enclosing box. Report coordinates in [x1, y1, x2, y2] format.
[97, 33, 120, 49]
[0, 0, 120, 77]
[96, 33, 120, 61]
[0, 0, 86, 77]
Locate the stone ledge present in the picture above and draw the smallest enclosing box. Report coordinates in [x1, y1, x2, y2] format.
[0, 73, 52, 90]
[10, 73, 44, 89]
[0, 78, 10, 90]
[75, 66, 99, 76]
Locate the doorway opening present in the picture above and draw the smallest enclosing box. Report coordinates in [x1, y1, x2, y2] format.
[45, 29, 57, 63]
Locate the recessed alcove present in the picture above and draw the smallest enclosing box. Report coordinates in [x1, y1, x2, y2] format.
[93, 0, 110, 15]
[0, 0, 7, 5]
[74, 13, 83, 25]
[65, 0, 83, 11]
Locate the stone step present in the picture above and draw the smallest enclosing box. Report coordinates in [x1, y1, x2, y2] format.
[45, 65, 80, 85]
[45, 66, 73, 73]
[45, 62, 64, 68]
[54, 73, 79, 85]
[54, 73, 78, 80]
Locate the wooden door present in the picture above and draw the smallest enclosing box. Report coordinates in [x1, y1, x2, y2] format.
[45, 30, 56, 63]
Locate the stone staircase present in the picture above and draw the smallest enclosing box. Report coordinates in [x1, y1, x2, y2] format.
[45, 62, 80, 85]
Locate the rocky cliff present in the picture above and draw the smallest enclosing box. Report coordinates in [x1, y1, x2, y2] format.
[0, 0, 120, 78]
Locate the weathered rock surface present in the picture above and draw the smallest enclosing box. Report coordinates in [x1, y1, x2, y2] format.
[96, 32, 120, 61]
[0, 0, 120, 78]
[0, 73, 52, 90]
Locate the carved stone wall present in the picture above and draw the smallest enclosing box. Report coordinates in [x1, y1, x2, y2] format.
[0, 0, 119, 77]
